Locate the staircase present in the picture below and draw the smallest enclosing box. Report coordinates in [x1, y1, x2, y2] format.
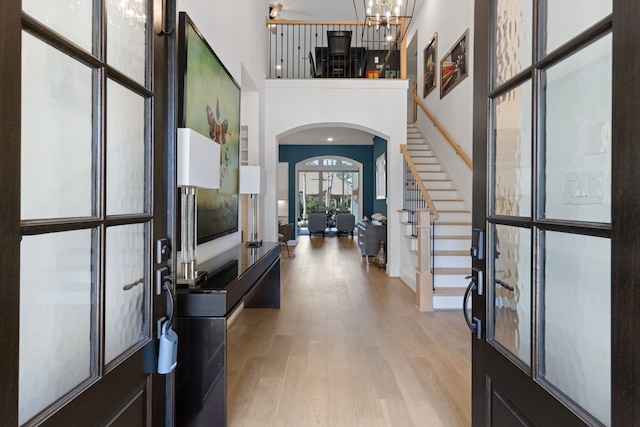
[401, 123, 471, 310]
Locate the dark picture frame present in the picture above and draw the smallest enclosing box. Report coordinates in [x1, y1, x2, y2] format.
[178, 12, 241, 243]
[423, 32, 437, 98]
[440, 29, 469, 98]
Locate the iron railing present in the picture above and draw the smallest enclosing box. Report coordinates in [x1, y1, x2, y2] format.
[266, 21, 402, 79]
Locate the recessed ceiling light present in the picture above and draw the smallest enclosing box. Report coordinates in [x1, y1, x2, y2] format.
[327, 137, 334, 142]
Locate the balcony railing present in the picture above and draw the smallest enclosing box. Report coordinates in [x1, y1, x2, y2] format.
[266, 19, 405, 79]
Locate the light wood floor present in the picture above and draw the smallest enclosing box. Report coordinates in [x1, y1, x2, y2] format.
[227, 236, 471, 426]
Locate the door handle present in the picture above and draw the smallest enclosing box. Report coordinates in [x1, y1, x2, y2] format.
[463, 274, 482, 340]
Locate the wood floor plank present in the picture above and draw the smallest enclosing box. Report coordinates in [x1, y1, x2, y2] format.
[227, 236, 471, 426]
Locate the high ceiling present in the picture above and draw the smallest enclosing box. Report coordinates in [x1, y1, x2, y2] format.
[269, 0, 424, 23]
[269, 0, 424, 146]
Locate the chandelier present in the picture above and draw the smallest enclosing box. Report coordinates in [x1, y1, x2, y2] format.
[365, 0, 408, 30]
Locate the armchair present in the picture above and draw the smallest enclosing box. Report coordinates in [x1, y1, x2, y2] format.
[335, 213, 355, 237]
[307, 213, 327, 237]
[278, 223, 293, 257]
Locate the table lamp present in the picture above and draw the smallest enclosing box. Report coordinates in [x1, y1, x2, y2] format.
[177, 128, 220, 287]
[240, 165, 265, 247]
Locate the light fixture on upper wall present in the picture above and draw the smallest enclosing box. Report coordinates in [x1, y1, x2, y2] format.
[177, 128, 220, 288]
[365, 0, 413, 32]
[269, 3, 283, 19]
[267, 3, 283, 34]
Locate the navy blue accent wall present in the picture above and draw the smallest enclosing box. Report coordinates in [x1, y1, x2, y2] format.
[278, 144, 378, 223]
[372, 136, 388, 216]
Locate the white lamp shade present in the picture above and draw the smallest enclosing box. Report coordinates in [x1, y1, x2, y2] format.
[177, 128, 220, 189]
[239, 165, 265, 195]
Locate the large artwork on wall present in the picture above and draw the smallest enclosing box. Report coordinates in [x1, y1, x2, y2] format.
[178, 12, 241, 243]
[423, 32, 437, 98]
[440, 29, 469, 98]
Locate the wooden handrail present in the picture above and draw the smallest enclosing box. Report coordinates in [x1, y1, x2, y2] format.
[409, 83, 473, 169]
[400, 144, 440, 221]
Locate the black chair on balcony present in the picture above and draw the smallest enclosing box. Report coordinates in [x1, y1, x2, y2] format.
[308, 51, 321, 78]
[327, 30, 352, 78]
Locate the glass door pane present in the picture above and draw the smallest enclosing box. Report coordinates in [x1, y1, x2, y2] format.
[492, 81, 532, 217]
[543, 34, 612, 223]
[107, 0, 148, 85]
[493, 0, 532, 87]
[21, 32, 94, 220]
[542, 231, 611, 425]
[545, 0, 612, 54]
[105, 223, 147, 365]
[22, 0, 93, 52]
[19, 230, 94, 424]
[490, 224, 532, 367]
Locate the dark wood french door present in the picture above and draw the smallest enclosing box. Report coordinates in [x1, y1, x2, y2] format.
[0, 0, 175, 425]
[471, 0, 640, 425]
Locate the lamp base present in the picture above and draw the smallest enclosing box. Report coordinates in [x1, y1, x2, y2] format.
[176, 271, 208, 289]
[246, 240, 263, 248]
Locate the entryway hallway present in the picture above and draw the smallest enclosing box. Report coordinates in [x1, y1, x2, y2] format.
[226, 235, 471, 426]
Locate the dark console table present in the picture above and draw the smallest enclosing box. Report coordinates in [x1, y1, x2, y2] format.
[175, 242, 281, 426]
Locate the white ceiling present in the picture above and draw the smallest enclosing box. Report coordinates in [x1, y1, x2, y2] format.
[269, 0, 424, 146]
[278, 127, 376, 145]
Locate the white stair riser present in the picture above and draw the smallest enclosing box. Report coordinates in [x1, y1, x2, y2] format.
[429, 190, 460, 200]
[433, 200, 466, 210]
[436, 224, 472, 235]
[414, 163, 449, 173]
[423, 181, 454, 190]
[437, 212, 472, 222]
[410, 156, 438, 164]
[433, 255, 471, 268]
[419, 172, 447, 180]
[434, 274, 470, 288]
[434, 238, 471, 251]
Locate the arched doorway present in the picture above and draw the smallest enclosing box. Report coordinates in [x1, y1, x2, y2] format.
[295, 156, 362, 237]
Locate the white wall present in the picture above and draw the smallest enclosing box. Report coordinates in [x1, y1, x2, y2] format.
[405, 0, 474, 204]
[264, 79, 408, 277]
[178, 0, 267, 262]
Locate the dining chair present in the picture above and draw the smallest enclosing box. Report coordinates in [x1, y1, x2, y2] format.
[278, 223, 294, 257]
[327, 30, 352, 78]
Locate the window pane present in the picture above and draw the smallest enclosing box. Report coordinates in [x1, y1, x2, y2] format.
[491, 224, 531, 366]
[543, 231, 610, 425]
[105, 223, 147, 364]
[107, 80, 146, 215]
[19, 230, 94, 424]
[492, 81, 532, 217]
[22, 0, 93, 52]
[494, 0, 532, 86]
[543, 35, 611, 223]
[107, 0, 147, 85]
[545, 1, 611, 54]
[21, 32, 93, 220]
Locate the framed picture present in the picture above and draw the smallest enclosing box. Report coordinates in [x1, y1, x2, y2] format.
[423, 32, 437, 98]
[178, 12, 241, 243]
[440, 29, 469, 98]
[376, 153, 386, 200]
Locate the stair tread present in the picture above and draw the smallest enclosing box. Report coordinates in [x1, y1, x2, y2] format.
[433, 250, 469, 256]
